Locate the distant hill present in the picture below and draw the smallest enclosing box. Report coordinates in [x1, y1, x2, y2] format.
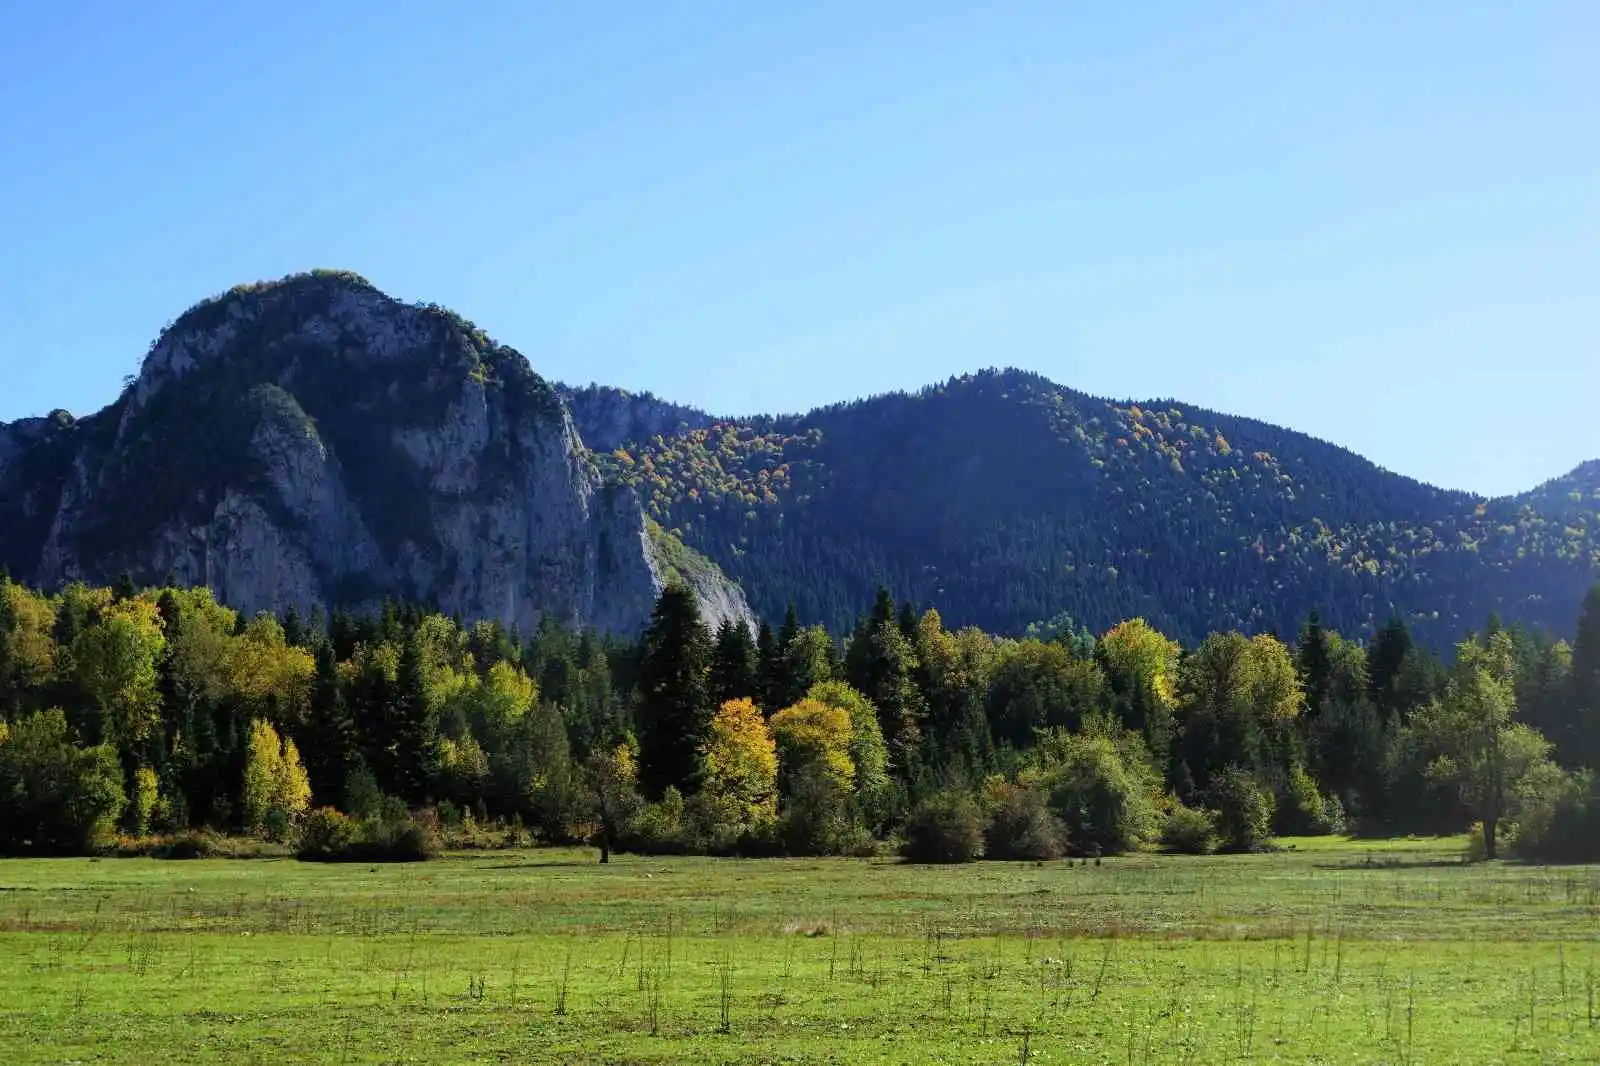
[2, 273, 1591, 648]
[574, 369, 1598, 646]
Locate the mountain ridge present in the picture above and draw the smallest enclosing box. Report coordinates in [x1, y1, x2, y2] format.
[2, 274, 1594, 647]
[572, 367, 1597, 645]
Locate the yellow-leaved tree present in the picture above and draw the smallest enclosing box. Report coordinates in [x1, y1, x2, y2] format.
[769, 698, 855, 793]
[699, 698, 778, 839]
[242, 719, 312, 840]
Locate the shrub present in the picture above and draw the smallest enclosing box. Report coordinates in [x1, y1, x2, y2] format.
[1276, 765, 1345, 836]
[296, 804, 440, 862]
[1508, 771, 1598, 863]
[0, 709, 126, 854]
[1032, 726, 1159, 855]
[779, 764, 859, 856]
[983, 780, 1067, 860]
[296, 807, 358, 859]
[902, 791, 985, 864]
[1159, 803, 1219, 854]
[1209, 768, 1276, 853]
[626, 787, 689, 854]
[157, 829, 225, 860]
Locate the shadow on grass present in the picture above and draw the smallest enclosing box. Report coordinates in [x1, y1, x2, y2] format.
[1312, 858, 1470, 871]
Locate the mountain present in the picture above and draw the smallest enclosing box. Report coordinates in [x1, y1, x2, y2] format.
[4, 275, 1593, 649]
[574, 370, 1598, 647]
[0, 271, 753, 636]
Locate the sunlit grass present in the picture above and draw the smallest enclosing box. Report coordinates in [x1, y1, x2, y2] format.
[1, 838, 1596, 1063]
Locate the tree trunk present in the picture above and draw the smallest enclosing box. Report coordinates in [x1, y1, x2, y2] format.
[599, 837, 610, 864]
[1483, 815, 1497, 861]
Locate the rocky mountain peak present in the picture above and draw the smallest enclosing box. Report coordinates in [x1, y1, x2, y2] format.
[1, 272, 754, 636]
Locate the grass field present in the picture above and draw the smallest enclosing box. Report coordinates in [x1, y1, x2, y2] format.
[2, 837, 1598, 1063]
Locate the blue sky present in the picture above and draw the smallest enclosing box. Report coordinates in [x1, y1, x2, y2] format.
[1, 1, 1595, 496]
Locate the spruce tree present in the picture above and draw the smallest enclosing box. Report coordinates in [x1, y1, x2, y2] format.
[1570, 585, 1600, 766]
[1297, 610, 1332, 720]
[709, 618, 759, 708]
[1367, 617, 1413, 721]
[391, 633, 438, 804]
[636, 586, 713, 799]
[755, 621, 777, 711]
[304, 642, 357, 804]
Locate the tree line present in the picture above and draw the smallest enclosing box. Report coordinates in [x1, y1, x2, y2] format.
[1, 571, 1597, 862]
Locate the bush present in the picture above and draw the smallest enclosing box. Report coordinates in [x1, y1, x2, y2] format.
[296, 807, 358, 859]
[1159, 803, 1219, 854]
[1276, 765, 1345, 836]
[0, 709, 126, 854]
[901, 791, 985, 864]
[626, 787, 689, 854]
[983, 780, 1067, 860]
[1509, 772, 1599, 863]
[1033, 728, 1159, 855]
[296, 804, 440, 862]
[779, 764, 862, 856]
[158, 828, 225, 860]
[1209, 768, 1276, 853]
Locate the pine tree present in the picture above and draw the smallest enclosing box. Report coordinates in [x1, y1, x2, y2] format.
[304, 642, 357, 803]
[846, 588, 925, 771]
[1570, 585, 1600, 766]
[636, 586, 713, 799]
[1297, 610, 1332, 720]
[1367, 617, 1413, 721]
[709, 619, 759, 708]
[391, 633, 438, 804]
[756, 621, 778, 712]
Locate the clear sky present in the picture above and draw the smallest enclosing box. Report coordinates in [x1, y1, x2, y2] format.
[1, 2, 1595, 496]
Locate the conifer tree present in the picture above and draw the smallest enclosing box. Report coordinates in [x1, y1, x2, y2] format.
[304, 641, 357, 803]
[391, 633, 438, 803]
[636, 586, 713, 799]
[1570, 585, 1600, 766]
[709, 618, 759, 708]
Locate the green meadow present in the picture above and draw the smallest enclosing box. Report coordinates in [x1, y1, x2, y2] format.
[2, 838, 1598, 1064]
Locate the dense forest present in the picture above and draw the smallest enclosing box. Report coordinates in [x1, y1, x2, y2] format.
[3, 570, 1597, 864]
[582, 371, 1599, 647]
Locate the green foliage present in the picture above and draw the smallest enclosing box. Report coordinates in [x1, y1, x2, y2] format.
[980, 779, 1067, 860]
[0, 709, 126, 853]
[900, 790, 985, 864]
[636, 586, 713, 799]
[1030, 722, 1160, 855]
[1208, 768, 1276, 853]
[1159, 802, 1220, 854]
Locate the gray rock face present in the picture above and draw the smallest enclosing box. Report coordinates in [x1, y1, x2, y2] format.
[560, 384, 714, 453]
[6, 271, 753, 635]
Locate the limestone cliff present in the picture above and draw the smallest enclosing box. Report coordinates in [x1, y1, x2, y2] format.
[4, 271, 753, 635]
[559, 384, 714, 453]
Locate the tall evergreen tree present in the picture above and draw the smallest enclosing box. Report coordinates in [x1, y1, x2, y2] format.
[390, 633, 438, 803]
[1570, 585, 1600, 766]
[303, 642, 357, 804]
[708, 619, 759, 708]
[1297, 610, 1332, 720]
[755, 621, 777, 711]
[636, 586, 713, 799]
[846, 588, 925, 770]
[1367, 617, 1413, 721]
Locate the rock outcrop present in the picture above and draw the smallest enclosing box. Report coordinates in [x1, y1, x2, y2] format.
[2, 271, 753, 635]
[560, 384, 714, 454]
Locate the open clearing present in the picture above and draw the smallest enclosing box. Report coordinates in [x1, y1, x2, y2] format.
[2, 837, 1598, 1064]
